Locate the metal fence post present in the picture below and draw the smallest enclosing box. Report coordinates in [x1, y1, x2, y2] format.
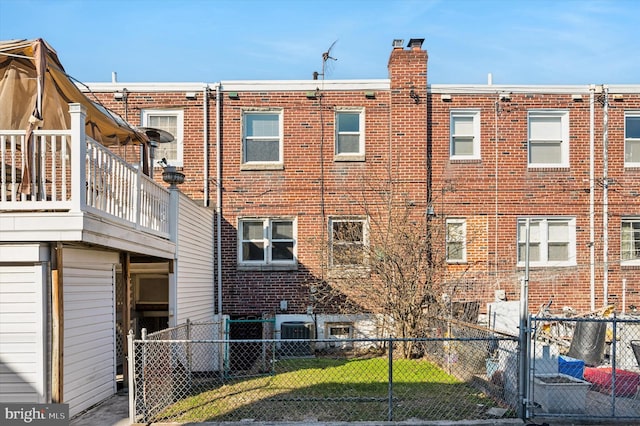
[611, 314, 617, 417]
[388, 337, 393, 422]
[127, 329, 135, 425]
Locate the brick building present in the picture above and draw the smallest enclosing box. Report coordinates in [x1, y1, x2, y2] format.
[86, 38, 640, 331]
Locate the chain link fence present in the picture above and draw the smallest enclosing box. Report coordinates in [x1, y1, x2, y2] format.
[127, 319, 519, 424]
[530, 315, 640, 420]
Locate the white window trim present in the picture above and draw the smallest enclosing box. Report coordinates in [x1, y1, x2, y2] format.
[624, 111, 640, 168]
[621, 217, 640, 266]
[450, 110, 481, 160]
[446, 218, 467, 263]
[334, 107, 365, 161]
[141, 109, 184, 167]
[241, 109, 284, 170]
[517, 217, 576, 267]
[237, 217, 297, 270]
[527, 110, 570, 168]
[328, 217, 369, 269]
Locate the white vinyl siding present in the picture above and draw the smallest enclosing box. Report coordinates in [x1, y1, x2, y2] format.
[450, 110, 480, 160]
[63, 248, 119, 417]
[528, 111, 569, 168]
[624, 113, 640, 167]
[175, 192, 215, 323]
[0, 264, 47, 404]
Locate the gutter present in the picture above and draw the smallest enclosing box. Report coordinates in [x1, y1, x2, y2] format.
[215, 83, 223, 315]
[589, 85, 595, 311]
[203, 84, 210, 206]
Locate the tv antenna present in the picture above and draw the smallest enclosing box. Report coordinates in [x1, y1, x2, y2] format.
[313, 40, 338, 80]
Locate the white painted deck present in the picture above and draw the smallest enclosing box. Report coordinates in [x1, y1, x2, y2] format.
[0, 104, 174, 258]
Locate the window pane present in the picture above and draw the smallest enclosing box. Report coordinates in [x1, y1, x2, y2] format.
[333, 221, 363, 242]
[519, 243, 540, 262]
[272, 242, 294, 260]
[337, 113, 359, 132]
[519, 221, 540, 243]
[530, 142, 562, 163]
[530, 116, 562, 139]
[452, 137, 474, 156]
[447, 242, 463, 260]
[548, 222, 568, 241]
[242, 221, 263, 240]
[625, 140, 640, 163]
[333, 245, 364, 265]
[452, 116, 473, 134]
[548, 243, 569, 261]
[242, 242, 264, 261]
[148, 115, 178, 162]
[626, 116, 640, 138]
[246, 140, 280, 162]
[246, 114, 278, 137]
[272, 221, 293, 239]
[337, 134, 360, 154]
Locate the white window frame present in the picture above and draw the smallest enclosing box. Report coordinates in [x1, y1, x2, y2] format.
[528, 110, 570, 168]
[450, 110, 481, 160]
[335, 108, 365, 161]
[329, 217, 369, 268]
[517, 217, 576, 267]
[621, 217, 640, 265]
[624, 112, 640, 167]
[241, 109, 284, 170]
[446, 218, 467, 263]
[237, 218, 297, 269]
[141, 109, 184, 167]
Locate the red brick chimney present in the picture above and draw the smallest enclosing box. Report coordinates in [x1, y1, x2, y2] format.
[387, 37, 429, 212]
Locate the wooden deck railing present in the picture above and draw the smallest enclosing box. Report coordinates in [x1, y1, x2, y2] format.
[0, 103, 170, 238]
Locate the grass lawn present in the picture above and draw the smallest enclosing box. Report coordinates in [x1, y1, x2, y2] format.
[152, 356, 509, 423]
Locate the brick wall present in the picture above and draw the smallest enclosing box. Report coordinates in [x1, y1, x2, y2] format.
[88, 41, 640, 319]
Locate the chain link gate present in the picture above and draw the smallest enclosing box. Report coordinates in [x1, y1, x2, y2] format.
[128, 320, 520, 424]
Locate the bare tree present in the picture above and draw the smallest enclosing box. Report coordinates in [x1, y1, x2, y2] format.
[307, 176, 473, 358]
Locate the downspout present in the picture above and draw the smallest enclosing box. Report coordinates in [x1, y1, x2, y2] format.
[215, 83, 223, 315]
[602, 86, 609, 306]
[589, 86, 595, 311]
[203, 85, 210, 207]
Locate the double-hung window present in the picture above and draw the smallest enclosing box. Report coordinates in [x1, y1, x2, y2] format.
[329, 218, 368, 267]
[624, 112, 640, 167]
[450, 110, 480, 160]
[446, 218, 467, 263]
[517, 218, 575, 267]
[621, 218, 640, 265]
[142, 109, 184, 167]
[335, 109, 365, 160]
[238, 218, 296, 268]
[242, 110, 283, 169]
[528, 111, 569, 168]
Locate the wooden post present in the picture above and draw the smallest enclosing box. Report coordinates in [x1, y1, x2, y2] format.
[51, 242, 64, 403]
[69, 103, 87, 213]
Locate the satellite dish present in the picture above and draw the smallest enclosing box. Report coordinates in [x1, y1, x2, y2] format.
[137, 127, 175, 143]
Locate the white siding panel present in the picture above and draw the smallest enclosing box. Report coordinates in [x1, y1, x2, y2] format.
[176, 193, 215, 323]
[0, 264, 46, 403]
[63, 247, 119, 417]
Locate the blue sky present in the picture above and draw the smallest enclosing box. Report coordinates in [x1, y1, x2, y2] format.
[0, 0, 637, 85]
